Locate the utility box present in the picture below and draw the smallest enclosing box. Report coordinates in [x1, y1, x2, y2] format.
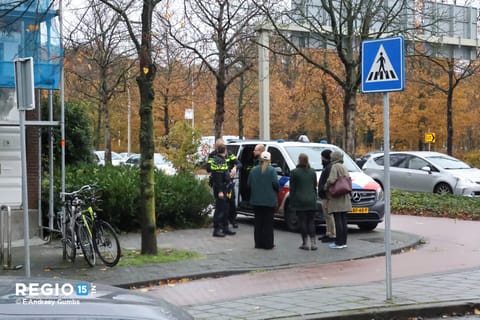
[0, 126, 22, 207]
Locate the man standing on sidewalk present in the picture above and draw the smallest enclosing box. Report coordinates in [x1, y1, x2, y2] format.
[318, 149, 336, 243]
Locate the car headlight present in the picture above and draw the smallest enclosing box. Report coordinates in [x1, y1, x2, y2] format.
[376, 187, 384, 201]
[454, 175, 476, 185]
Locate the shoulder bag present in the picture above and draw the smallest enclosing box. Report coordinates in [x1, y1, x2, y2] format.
[329, 176, 352, 197]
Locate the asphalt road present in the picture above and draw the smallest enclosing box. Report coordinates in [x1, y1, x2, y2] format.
[145, 214, 480, 307]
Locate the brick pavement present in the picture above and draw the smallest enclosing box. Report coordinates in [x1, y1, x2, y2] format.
[2, 219, 479, 319]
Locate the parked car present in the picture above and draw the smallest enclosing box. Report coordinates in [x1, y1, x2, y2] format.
[362, 151, 480, 196]
[226, 140, 385, 231]
[124, 153, 176, 175]
[119, 152, 135, 160]
[355, 150, 383, 169]
[1, 277, 193, 319]
[197, 135, 244, 164]
[93, 150, 125, 166]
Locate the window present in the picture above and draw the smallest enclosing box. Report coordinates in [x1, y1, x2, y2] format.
[268, 147, 289, 176]
[407, 157, 429, 170]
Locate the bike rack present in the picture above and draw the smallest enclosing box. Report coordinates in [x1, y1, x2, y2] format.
[0, 205, 23, 270]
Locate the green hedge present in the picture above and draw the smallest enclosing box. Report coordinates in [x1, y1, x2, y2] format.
[391, 190, 480, 220]
[42, 165, 213, 231]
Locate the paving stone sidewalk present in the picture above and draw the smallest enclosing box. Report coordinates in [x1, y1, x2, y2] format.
[2, 221, 479, 319]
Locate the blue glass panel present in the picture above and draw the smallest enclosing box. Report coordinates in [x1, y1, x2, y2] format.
[0, 2, 62, 89]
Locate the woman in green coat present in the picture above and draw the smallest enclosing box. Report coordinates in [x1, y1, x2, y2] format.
[247, 151, 279, 250]
[290, 153, 318, 250]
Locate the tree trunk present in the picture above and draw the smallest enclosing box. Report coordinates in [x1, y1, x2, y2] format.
[214, 79, 226, 140]
[163, 94, 170, 136]
[321, 84, 331, 143]
[137, 0, 157, 255]
[95, 104, 102, 149]
[104, 98, 112, 164]
[238, 73, 245, 139]
[446, 64, 454, 156]
[343, 91, 357, 156]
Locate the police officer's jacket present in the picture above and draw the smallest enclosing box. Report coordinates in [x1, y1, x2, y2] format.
[210, 154, 231, 194]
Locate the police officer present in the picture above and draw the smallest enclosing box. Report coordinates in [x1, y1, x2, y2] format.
[207, 138, 242, 229]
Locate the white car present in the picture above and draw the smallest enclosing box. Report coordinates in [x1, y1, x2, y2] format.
[226, 140, 385, 231]
[93, 150, 124, 166]
[125, 153, 176, 175]
[362, 151, 480, 196]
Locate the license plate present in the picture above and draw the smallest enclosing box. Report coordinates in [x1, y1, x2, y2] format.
[351, 207, 368, 214]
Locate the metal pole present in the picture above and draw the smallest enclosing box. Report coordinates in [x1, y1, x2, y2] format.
[0, 206, 4, 265]
[127, 78, 131, 154]
[20, 110, 31, 277]
[0, 205, 12, 268]
[37, 90, 43, 239]
[258, 29, 270, 140]
[48, 90, 54, 231]
[59, 0, 66, 212]
[191, 75, 195, 128]
[383, 92, 392, 300]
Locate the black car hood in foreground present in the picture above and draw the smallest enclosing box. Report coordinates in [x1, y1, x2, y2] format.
[0, 276, 193, 320]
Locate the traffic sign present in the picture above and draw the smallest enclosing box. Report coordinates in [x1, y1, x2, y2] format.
[425, 132, 436, 143]
[361, 36, 405, 93]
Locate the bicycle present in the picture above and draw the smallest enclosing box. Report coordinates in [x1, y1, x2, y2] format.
[60, 186, 96, 267]
[79, 186, 121, 267]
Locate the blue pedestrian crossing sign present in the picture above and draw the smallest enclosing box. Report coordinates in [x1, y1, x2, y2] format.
[361, 36, 405, 93]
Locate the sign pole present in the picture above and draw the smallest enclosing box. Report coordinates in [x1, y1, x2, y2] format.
[14, 57, 35, 278]
[19, 110, 31, 277]
[383, 92, 392, 300]
[362, 36, 404, 302]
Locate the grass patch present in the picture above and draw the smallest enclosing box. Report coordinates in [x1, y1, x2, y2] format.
[391, 190, 480, 220]
[118, 248, 202, 266]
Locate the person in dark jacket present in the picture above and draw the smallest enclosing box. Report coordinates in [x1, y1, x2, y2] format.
[210, 145, 236, 237]
[247, 151, 278, 249]
[207, 138, 242, 229]
[324, 151, 352, 249]
[318, 149, 336, 243]
[290, 153, 318, 250]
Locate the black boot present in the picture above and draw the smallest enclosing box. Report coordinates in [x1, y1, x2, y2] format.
[299, 236, 309, 250]
[223, 228, 236, 236]
[310, 237, 318, 251]
[213, 229, 225, 237]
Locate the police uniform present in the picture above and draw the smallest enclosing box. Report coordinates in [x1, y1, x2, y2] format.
[209, 148, 236, 237]
[207, 148, 242, 228]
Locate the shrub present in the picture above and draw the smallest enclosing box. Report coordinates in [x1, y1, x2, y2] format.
[391, 190, 480, 220]
[42, 164, 213, 231]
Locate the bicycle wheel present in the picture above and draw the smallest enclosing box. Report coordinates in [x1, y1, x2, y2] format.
[93, 220, 121, 267]
[64, 221, 76, 262]
[76, 224, 96, 267]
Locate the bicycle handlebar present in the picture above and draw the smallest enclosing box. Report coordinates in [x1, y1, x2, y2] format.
[59, 185, 93, 198]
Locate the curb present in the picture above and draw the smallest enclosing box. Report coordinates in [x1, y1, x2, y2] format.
[298, 301, 480, 320]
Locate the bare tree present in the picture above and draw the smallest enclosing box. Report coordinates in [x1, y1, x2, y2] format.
[152, 28, 192, 136]
[407, 2, 480, 155]
[162, 0, 264, 139]
[99, 0, 161, 255]
[409, 56, 480, 155]
[65, 1, 136, 164]
[256, 0, 412, 155]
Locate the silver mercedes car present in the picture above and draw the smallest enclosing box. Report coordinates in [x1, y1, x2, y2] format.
[362, 151, 480, 196]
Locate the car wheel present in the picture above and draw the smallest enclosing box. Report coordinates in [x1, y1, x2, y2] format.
[284, 201, 300, 232]
[357, 222, 378, 231]
[434, 182, 452, 195]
